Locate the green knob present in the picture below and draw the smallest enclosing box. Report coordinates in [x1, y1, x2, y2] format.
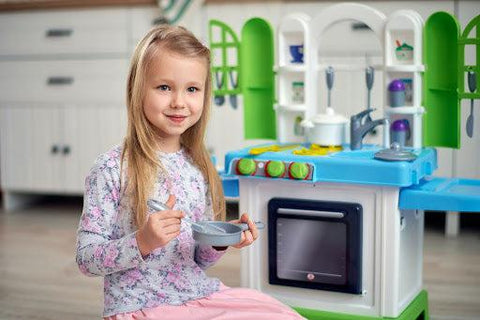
[237, 158, 256, 175]
[266, 160, 285, 177]
[289, 162, 309, 179]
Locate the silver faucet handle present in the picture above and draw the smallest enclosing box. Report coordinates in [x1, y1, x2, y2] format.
[351, 108, 376, 122]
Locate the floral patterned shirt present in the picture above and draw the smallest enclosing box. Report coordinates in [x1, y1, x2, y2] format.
[76, 144, 225, 317]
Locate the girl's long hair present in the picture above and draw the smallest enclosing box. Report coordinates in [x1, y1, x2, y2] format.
[122, 25, 225, 228]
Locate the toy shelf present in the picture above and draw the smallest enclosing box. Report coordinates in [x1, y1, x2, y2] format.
[384, 10, 424, 149]
[385, 65, 425, 72]
[275, 103, 306, 112]
[275, 65, 307, 72]
[384, 106, 425, 115]
[276, 12, 310, 143]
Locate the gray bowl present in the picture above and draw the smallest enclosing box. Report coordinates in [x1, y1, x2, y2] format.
[192, 221, 264, 246]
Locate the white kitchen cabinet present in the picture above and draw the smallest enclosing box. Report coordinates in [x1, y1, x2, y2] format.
[0, 104, 126, 194]
[0, 8, 129, 57]
[62, 105, 127, 192]
[0, 5, 157, 210]
[0, 105, 63, 192]
[0, 59, 127, 104]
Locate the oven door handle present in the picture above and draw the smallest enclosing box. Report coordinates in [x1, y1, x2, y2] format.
[277, 208, 345, 218]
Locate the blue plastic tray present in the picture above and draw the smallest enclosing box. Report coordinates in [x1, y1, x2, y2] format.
[400, 177, 480, 212]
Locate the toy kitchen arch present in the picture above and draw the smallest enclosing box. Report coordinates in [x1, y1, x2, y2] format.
[216, 3, 480, 320]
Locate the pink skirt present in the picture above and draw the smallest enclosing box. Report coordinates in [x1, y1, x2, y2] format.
[105, 285, 305, 320]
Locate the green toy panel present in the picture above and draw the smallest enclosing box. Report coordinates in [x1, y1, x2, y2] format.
[458, 14, 480, 100]
[293, 290, 429, 320]
[423, 12, 460, 148]
[240, 18, 276, 140]
[209, 20, 241, 96]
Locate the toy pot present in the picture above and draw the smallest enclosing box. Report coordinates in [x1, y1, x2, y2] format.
[301, 107, 348, 146]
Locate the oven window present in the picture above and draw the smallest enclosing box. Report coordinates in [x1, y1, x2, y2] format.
[276, 218, 347, 285]
[268, 198, 362, 294]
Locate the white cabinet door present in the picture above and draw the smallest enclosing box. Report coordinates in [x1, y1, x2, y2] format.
[0, 104, 127, 194]
[0, 105, 63, 192]
[62, 105, 127, 192]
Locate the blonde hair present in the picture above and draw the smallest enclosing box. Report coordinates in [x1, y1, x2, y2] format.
[122, 25, 225, 228]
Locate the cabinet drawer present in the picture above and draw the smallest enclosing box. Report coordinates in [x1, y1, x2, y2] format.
[0, 8, 128, 56]
[0, 59, 128, 103]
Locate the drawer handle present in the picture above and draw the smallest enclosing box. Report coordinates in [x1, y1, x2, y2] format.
[47, 77, 74, 86]
[62, 145, 71, 155]
[46, 28, 73, 37]
[51, 145, 60, 154]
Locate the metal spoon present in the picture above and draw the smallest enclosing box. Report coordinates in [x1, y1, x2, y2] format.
[214, 95, 225, 106]
[365, 66, 374, 123]
[467, 71, 476, 138]
[147, 199, 227, 234]
[214, 71, 225, 106]
[229, 70, 238, 109]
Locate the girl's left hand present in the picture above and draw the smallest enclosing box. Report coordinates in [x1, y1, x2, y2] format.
[230, 213, 259, 249]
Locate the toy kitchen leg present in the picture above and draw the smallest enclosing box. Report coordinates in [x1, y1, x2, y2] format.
[239, 178, 428, 319]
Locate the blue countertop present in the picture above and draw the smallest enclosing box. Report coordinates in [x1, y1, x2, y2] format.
[225, 143, 437, 187]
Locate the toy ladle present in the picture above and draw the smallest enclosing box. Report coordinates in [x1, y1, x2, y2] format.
[467, 71, 476, 138]
[326, 66, 334, 108]
[214, 72, 225, 106]
[365, 66, 374, 123]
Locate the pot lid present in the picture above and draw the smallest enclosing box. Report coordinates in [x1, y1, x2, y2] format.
[374, 143, 417, 162]
[310, 107, 348, 124]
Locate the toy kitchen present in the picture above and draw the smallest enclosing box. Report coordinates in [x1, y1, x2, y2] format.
[211, 3, 480, 320]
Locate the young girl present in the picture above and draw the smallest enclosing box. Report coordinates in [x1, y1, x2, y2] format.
[76, 25, 304, 319]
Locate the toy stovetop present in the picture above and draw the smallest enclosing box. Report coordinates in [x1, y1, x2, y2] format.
[224, 143, 437, 187]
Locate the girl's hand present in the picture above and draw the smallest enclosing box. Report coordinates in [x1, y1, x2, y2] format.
[231, 213, 259, 249]
[136, 195, 184, 256]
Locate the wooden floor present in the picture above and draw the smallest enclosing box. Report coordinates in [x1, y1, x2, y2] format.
[0, 196, 479, 320]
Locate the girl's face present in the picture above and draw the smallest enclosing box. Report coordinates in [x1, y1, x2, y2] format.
[143, 49, 207, 151]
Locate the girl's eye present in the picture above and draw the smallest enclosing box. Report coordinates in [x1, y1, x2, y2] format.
[157, 85, 170, 91]
[187, 87, 199, 93]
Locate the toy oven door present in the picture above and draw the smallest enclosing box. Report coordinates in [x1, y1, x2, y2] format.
[268, 198, 363, 294]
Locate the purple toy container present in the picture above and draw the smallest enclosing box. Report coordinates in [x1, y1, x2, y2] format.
[390, 119, 410, 147]
[388, 79, 406, 107]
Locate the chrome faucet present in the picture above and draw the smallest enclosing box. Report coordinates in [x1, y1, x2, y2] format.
[350, 109, 390, 150]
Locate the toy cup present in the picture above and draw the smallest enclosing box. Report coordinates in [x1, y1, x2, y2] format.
[289, 44, 304, 63]
[391, 119, 410, 147]
[388, 79, 406, 107]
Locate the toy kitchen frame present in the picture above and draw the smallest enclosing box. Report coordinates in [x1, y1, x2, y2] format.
[219, 3, 480, 320]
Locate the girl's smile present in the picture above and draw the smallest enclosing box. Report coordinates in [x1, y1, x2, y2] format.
[165, 114, 187, 124]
